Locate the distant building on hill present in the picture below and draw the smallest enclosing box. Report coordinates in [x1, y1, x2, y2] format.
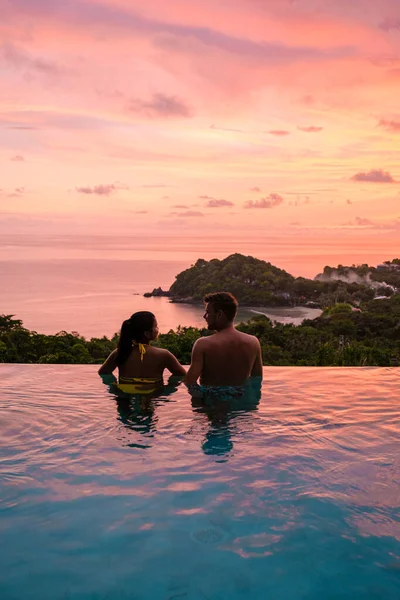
[377, 262, 400, 271]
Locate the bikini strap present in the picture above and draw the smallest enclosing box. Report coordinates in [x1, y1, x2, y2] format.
[133, 341, 147, 362]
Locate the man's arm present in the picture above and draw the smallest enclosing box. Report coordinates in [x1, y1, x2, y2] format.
[98, 349, 118, 375]
[251, 340, 263, 378]
[184, 338, 205, 386]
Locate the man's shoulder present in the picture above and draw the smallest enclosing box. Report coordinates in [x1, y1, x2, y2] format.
[194, 334, 215, 347]
[235, 330, 260, 344]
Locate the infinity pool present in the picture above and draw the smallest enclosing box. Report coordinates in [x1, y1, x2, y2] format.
[1, 366, 399, 599]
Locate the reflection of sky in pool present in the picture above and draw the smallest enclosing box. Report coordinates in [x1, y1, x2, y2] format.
[1, 366, 399, 599]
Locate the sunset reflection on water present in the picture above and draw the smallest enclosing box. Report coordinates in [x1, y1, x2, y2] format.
[0, 365, 399, 599]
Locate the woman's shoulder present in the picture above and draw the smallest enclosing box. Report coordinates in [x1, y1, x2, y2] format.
[150, 346, 177, 364]
[150, 346, 170, 357]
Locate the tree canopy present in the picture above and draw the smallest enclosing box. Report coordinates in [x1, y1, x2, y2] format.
[168, 254, 398, 307]
[2, 293, 400, 367]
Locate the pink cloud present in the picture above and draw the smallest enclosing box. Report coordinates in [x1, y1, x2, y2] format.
[378, 119, 400, 133]
[380, 18, 400, 32]
[5, 187, 25, 198]
[268, 130, 290, 136]
[244, 193, 284, 209]
[206, 198, 234, 207]
[297, 126, 323, 133]
[351, 169, 396, 183]
[1, 42, 65, 77]
[128, 93, 192, 118]
[76, 184, 119, 196]
[354, 217, 374, 226]
[299, 95, 315, 106]
[11, 155, 24, 161]
[351, 216, 400, 230]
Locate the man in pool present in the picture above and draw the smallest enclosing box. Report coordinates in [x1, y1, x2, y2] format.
[185, 292, 263, 398]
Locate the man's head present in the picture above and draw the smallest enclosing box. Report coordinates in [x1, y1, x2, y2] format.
[203, 292, 238, 331]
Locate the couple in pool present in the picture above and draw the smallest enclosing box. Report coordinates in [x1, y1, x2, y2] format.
[99, 292, 263, 398]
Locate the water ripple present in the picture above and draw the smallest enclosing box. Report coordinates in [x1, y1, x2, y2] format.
[0, 365, 399, 599]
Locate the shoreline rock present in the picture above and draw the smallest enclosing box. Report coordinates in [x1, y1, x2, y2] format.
[143, 287, 171, 298]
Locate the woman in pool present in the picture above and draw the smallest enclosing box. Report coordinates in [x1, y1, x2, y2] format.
[99, 311, 186, 393]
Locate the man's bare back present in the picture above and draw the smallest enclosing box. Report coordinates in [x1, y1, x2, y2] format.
[196, 328, 262, 386]
[185, 292, 263, 389]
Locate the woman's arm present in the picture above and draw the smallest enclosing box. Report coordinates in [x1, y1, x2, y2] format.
[165, 351, 186, 376]
[98, 349, 118, 375]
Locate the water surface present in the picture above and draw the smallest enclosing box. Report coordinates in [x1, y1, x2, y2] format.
[0, 259, 321, 337]
[0, 366, 399, 599]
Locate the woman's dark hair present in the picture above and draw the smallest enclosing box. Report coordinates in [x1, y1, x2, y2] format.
[116, 311, 156, 367]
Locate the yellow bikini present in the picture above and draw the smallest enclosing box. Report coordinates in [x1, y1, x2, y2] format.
[115, 343, 163, 395]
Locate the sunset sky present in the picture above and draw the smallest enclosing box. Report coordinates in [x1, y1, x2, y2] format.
[1, 0, 399, 248]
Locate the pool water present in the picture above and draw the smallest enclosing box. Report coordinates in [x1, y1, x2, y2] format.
[1, 365, 399, 599]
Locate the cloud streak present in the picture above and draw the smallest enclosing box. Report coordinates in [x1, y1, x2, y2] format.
[2, 1, 357, 66]
[350, 216, 400, 230]
[210, 124, 244, 133]
[268, 130, 290, 136]
[298, 126, 323, 133]
[171, 210, 204, 217]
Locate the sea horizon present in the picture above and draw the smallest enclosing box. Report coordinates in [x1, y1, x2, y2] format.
[2, 232, 396, 338]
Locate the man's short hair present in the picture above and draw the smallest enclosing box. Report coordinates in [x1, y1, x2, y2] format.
[204, 291, 238, 321]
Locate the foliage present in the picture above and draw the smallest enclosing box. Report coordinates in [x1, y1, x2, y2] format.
[169, 254, 295, 305]
[2, 294, 400, 366]
[168, 254, 399, 308]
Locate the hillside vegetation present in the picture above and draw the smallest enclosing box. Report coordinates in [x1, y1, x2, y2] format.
[169, 254, 399, 307]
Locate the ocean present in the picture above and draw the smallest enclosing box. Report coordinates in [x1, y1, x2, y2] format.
[1, 233, 393, 338]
